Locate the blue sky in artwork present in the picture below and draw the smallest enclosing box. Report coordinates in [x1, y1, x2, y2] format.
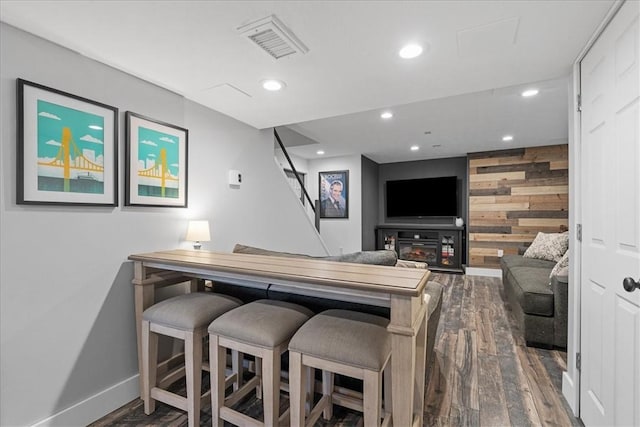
[138, 126, 179, 175]
[37, 99, 104, 163]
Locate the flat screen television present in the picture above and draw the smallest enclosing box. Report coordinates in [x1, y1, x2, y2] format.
[386, 176, 458, 218]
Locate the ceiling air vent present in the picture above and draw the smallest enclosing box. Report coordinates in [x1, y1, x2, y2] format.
[237, 14, 308, 59]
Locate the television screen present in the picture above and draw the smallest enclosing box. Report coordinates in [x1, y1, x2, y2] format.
[386, 176, 458, 217]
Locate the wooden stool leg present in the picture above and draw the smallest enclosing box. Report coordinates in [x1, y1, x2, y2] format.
[322, 370, 334, 420]
[383, 360, 392, 416]
[185, 331, 202, 427]
[363, 369, 382, 427]
[254, 356, 263, 399]
[306, 367, 315, 415]
[261, 350, 281, 427]
[141, 320, 157, 415]
[289, 351, 305, 427]
[231, 349, 242, 391]
[209, 335, 225, 427]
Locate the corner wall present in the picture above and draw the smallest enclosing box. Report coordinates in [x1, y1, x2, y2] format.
[377, 157, 468, 227]
[468, 144, 569, 268]
[361, 156, 379, 250]
[0, 23, 324, 427]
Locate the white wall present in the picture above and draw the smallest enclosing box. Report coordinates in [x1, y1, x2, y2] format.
[0, 23, 325, 427]
[273, 129, 362, 255]
[308, 155, 362, 255]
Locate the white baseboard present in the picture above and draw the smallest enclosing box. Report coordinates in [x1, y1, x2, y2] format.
[464, 267, 502, 278]
[31, 375, 139, 427]
[562, 371, 579, 416]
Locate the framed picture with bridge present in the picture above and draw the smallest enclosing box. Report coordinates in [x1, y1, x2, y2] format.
[125, 112, 188, 207]
[16, 79, 119, 206]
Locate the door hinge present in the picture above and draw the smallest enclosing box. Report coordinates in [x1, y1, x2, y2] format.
[576, 352, 581, 371]
[577, 224, 582, 242]
[577, 94, 582, 112]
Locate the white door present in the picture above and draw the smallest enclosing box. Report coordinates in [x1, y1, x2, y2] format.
[580, 1, 640, 426]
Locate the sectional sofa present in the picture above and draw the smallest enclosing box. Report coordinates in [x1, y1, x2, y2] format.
[500, 254, 568, 348]
[210, 244, 444, 377]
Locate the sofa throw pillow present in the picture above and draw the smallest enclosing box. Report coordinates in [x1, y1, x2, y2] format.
[325, 250, 398, 266]
[232, 244, 398, 266]
[523, 232, 569, 262]
[549, 249, 570, 280]
[232, 244, 314, 259]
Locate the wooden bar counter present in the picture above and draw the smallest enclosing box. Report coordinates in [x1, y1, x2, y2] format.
[129, 249, 430, 426]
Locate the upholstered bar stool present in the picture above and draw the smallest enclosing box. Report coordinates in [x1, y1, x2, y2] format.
[208, 299, 313, 427]
[141, 292, 241, 427]
[288, 309, 392, 427]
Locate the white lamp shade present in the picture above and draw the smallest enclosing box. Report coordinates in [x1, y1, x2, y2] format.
[186, 220, 211, 242]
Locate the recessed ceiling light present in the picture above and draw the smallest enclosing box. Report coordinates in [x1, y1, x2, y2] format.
[262, 79, 286, 91]
[399, 44, 423, 59]
[316, 150, 325, 155]
[380, 111, 393, 119]
[410, 145, 420, 151]
[521, 89, 539, 97]
[89, 125, 103, 130]
[502, 135, 514, 142]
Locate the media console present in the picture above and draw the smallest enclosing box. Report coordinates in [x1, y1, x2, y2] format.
[376, 224, 464, 273]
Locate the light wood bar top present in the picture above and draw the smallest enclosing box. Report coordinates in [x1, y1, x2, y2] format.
[129, 248, 431, 426]
[128, 249, 430, 297]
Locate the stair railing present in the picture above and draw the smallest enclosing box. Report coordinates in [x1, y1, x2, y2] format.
[273, 128, 320, 231]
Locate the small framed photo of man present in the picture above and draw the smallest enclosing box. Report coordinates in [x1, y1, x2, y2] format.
[319, 170, 349, 219]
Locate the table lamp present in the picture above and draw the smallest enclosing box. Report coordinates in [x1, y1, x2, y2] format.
[186, 220, 210, 250]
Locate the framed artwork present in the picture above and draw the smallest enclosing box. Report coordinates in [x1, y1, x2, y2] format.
[319, 170, 349, 219]
[16, 79, 118, 206]
[125, 112, 188, 207]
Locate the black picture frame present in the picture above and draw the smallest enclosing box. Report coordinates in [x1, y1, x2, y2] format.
[125, 111, 188, 207]
[319, 170, 349, 219]
[16, 78, 118, 206]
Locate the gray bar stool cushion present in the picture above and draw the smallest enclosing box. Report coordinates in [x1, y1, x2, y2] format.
[142, 293, 241, 331]
[208, 299, 313, 348]
[289, 309, 390, 371]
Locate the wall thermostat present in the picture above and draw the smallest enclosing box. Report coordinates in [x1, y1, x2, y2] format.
[228, 170, 242, 186]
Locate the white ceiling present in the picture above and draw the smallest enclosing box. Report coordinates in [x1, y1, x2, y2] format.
[0, 1, 614, 163]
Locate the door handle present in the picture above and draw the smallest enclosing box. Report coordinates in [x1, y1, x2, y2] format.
[623, 277, 640, 292]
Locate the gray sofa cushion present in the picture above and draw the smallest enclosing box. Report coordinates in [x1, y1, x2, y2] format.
[232, 244, 314, 259]
[208, 299, 313, 348]
[501, 254, 556, 270]
[289, 309, 391, 370]
[324, 250, 397, 266]
[506, 266, 554, 316]
[552, 275, 569, 346]
[425, 281, 444, 318]
[233, 243, 397, 266]
[143, 293, 241, 331]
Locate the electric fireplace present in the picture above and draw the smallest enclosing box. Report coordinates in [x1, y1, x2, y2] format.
[398, 240, 438, 264]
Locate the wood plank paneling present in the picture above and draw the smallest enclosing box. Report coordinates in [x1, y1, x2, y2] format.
[468, 148, 525, 160]
[469, 171, 526, 182]
[550, 160, 569, 170]
[468, 145, 569, 268]
[471, 202, 530, 211]
[507, 210, 568, 219]
[517, 218, 569, 227]
[469, 218, 519, 227]
[510, 185, 568, 196]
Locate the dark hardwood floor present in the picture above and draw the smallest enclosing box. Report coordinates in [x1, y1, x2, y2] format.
[90, 273, 580, 426]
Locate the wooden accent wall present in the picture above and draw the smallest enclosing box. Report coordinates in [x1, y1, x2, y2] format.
[468, 144, 569, 268]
